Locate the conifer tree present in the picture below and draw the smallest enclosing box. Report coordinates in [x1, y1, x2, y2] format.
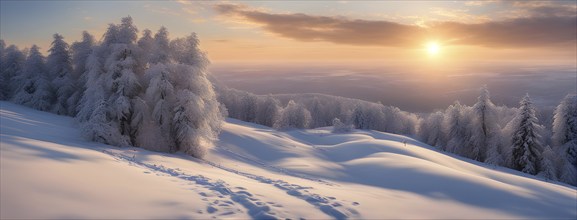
[552, 94, 577, 169]
[510, 94, 544, 175]
[12, 45, 53, 111]
[68, 31, 95, 115]
[1, 44, 26, 100]
[47, 33, 74, 115]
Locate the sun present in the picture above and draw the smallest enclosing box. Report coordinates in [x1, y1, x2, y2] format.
[426, 41, 441, 56]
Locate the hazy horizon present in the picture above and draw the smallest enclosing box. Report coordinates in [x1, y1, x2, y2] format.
[210, 61, 576, 112]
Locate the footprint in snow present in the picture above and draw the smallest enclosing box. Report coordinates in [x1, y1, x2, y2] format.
[207, 206, 218, 214]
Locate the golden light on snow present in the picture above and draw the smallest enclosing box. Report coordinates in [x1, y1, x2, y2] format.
[426, 41, 440, 56]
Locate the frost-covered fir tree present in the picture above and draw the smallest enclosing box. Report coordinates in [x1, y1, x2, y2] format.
[137, 29, 154, 64]
[0, 44, 26, 100]
[559, 159, 577, 185]
[443, 101, 471, 154]
[77, 17, 143, 146]
[170, 33, 207, 66]
[105, 45, 142, 145]
[151, 27, 170, 64]
[82, 99, 120, 144]
[102, 18, 143, 146]
[169, 62, 223, 158]
[538, 145, 559, 181]
[350, 106, 367, 129]
[239, 93, 258, 123]
[552, 94, 577, 169]
[12, 45, 53, 111]
[47, 34, 74, 115]
[332, 117, 353, 133]
[76, 50, 105, 123]
[308, 97, 326, 128]
[256, 95, 282, 127]
[419, 111, 445, 147]
[68, 31, 95, 115]
[469, 86, 502, 163]
[276, 100, 312, 129]
[141, 63, 176, 152]
[382, 105, 419, 135]
[167, 33, 223, 158]
[510, 94, 544, 175]
[351, 104, 385, 130]
[468, 86, 491, 161]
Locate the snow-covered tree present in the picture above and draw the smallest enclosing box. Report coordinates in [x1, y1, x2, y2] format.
[68, 31, 95, 115]
[12, 45, 53, 111]
[443, 101, 472, 154]
[382, 105, 419, 135]
[239, 93, 258, 123]
[256, 95, 282, 127]
[351, 104, 385, 130]
[308, 97, 326, 128]
[509, 94, 544, 175]
[419, 111, 445, 147]
[169, 63, 223, 158]
[332, 117, 353, 133]
[137, 29, 154, 64]
[81, 99, 124, 145]
[170, 33, 206, 66]
[116, 16, 138, 44]
[77, 17, 143, 147]
[538, 145, 559, 181]
[465, 86, 499, 162]
[559, 159, 577, 185]
[351, 105, 368, 129]
[151, 26, 170, 64]
[104, 44, 142, 146]
[552, 94, 577, 169]
[141, 63, 176, 152]
[76, 52, 105, 123]
[47, 33, 74, 115]
[0, 44, 26, 100]
[71, 31, 95, 78]
[276, 100, 312, 129]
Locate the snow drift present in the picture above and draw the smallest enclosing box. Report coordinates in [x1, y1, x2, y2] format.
[1, 101, 576, 219]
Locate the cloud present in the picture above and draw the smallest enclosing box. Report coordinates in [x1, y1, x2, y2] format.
[465, 1, 498, 6]
[215, 4, 425, 47]
[433, 16, 577, 47]
[214, 3, 576, 48]
[430, 7, 491, 23]
[493, 1, 577, 18]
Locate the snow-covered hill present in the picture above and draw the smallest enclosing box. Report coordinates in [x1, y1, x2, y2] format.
[1, 101, 576, 219]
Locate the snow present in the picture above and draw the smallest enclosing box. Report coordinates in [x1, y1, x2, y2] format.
[1, 101, 576, 219]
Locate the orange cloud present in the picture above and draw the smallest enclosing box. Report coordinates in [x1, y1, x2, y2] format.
[214, 3, 576, 48]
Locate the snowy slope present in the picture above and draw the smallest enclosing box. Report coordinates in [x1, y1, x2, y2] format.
[1, 101, 576, 219]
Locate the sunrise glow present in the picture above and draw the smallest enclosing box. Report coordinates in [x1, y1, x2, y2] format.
[427, 42, 440, 56]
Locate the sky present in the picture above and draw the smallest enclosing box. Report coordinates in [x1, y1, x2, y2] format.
[1, 0, 576, 111]
[1, 0, 576, 63]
